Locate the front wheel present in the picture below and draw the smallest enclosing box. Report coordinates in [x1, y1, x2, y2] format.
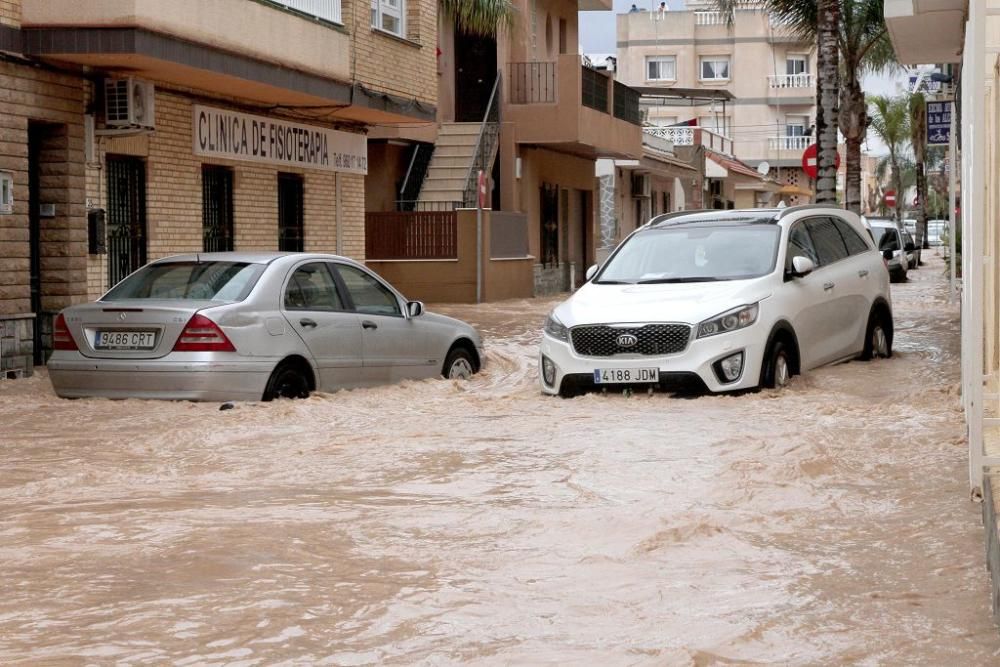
[443, 347, 475, 380]
[262, 362, 311, 401]
[861, 309, 892, 360]
[761, 340, 792, 389]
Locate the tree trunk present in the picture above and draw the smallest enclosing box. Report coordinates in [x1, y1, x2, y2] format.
[915, 159, 928, 253]
[840, 77, 866, 215]
[814, 0, 841, 205]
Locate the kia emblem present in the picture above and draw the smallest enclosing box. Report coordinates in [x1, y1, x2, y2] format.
[617, 333, 638, 348]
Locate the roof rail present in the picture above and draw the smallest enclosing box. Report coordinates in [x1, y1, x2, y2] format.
[646, 209, 713, 227]
[774, 204, 843, 220]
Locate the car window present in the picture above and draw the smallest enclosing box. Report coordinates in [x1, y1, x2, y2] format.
[103, 261, 263, 301]
[832, 218, 870, 256]
[785, 222, 818, 272]
[284, 262, 345, 311]
[874, 227, 901, 252]
[805, 217, 850, 266]
[334, 264, 402, 317]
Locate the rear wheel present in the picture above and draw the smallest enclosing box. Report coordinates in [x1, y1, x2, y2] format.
[262, 361, 311, 401]
[761, 340, 792, 389]
[862, 309, 893, 360]
[443, 347, 475, 380]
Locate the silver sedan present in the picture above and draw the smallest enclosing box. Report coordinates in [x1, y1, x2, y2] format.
[48, 252, 484, 401]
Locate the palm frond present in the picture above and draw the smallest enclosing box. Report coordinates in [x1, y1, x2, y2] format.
[440, 0, 515, 37]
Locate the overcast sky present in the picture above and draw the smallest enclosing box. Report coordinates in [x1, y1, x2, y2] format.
[578, 0, 908, 156]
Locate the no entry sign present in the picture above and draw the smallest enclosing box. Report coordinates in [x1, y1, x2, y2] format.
[801, 143, 840, 179]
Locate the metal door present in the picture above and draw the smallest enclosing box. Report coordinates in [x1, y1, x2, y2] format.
[106, 156, 147, 287]
[202, 165, 234, 252]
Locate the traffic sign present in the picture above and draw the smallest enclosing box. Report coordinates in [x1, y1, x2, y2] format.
[801, 143, 840, 179]
[885, 190, 897, 208]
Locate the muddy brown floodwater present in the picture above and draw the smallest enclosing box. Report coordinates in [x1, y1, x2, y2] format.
[2, 253, 999, 665]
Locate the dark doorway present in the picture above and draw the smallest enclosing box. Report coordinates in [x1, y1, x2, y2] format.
[202, 165, 234, 252]
[28, 125, 43, 364]
[278, 173, 305, 252]
[540, 183, 559, 267]
[106, 155, 147, 287]
[577, 190, 592, 288]
[455, 31, 498, 122]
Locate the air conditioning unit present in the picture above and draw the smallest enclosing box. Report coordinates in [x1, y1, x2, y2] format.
[104, 78, 156, 129]
[631, 173, 651, 198]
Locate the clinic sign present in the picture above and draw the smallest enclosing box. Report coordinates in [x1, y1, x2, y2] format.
[193, 105, 367, 175]
[926, 100, 952, 146]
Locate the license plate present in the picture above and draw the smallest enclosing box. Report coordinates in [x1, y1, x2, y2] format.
[95, 330, 156, 350]
[593, 368, 659, 384]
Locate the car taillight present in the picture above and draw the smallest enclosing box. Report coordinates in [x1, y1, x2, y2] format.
[53, 313, 78, 351]
[172, 314, 236, 352]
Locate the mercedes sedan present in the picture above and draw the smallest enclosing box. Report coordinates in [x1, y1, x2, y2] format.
[539, 206, 894, 397]
[49, 253, 483, 401]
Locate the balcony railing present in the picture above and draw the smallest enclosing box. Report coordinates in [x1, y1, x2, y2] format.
[366, 211, 457, 260]
[613, 81, 642, 125]
[509, 62, 556, 104]
[646, 126, 694, 145]
[768, 73, 816, 89]
[694, 11, 726, 25]
[644, 126, 734, 156]
[263, 0, 341, 23]
[769, 135, 812, 151]
[582, 65, 609, 113]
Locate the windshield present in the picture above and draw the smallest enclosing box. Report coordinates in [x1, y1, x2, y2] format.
[870, 226, 900, 251]
[596, 225, 781, 284]
[103, 261, 264, 302]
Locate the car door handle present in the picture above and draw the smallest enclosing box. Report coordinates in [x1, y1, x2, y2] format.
[362, 320, 378, 330]
[858, 269, 869, 278]
[823, 282, 835, 291]
[299, 318, 317, 328]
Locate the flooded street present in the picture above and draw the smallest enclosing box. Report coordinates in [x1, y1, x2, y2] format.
[2, 253, 998, 665]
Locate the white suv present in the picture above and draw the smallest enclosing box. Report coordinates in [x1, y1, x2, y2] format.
[539, 206, 893, 396]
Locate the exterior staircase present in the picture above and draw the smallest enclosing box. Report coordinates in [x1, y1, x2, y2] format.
[417, 123, 483, 210]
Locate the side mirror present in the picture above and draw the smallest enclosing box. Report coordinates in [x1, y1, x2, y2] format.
[790, 256, 815, 277]
[585, 264, 599, 281]
[407, 301, 425, 317]
[882, 248, 894, 261]
[904, 241, 915, 252]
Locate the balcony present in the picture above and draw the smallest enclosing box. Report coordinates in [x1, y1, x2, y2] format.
[505, 55, 642, 159]
[768, 135, 812, 152]
[766, 73, 816, 105]
[768, 74, 815, 88]
[16, 0, 428, 124]
[694, 11, 726, 26]
[644, 126, 734, 157]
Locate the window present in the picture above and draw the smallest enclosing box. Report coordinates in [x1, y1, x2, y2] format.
[786, 55, 809, 75]
[785, 115, 810, 137]
[278, 173, 304, 252]
[786, 223, 818, 271]
[284, 262, 345, 311]
[105, 261, 262, 302]
[646, 56, 677, 81]
[371, 0, 403, 36]
[832, 218, 870, 255]
[700, 56, 731, 81]
[335, 264, 402, 317]
[805, 217, 849, 266]
[202, 165, 234, 252]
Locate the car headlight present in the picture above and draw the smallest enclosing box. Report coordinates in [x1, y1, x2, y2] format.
[544, 312, 570, 342]
[697, 303, 759, 338]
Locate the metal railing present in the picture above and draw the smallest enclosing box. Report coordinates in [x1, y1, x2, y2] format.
[262, 0, 341, 23]
[581, 65, 609, 114]
[395, 200, 461, 212]
[769, 135, 812, 151]
[365, 211, 458, 260]
[768, 73, 816, 88]
[462, 71, 502, 208]
[613, 81, 642, 125]
[509, 62, 556, 104]
[643, 126, 735, 155]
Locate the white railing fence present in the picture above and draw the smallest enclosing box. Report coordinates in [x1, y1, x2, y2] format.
[767, 73, 816, 89]
[645, 126, 694, 145]
[769, 135, 812, 151]
[264, 0, 341, 24]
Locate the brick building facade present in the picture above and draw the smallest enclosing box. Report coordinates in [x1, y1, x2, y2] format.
[0, 0, 437, 377]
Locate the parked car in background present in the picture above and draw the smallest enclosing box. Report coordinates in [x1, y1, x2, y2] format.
[927, 220, 949, 246]
[903, 230, 921, 268]
[539, 206, 894, 397]
[867, 219, 911, 282]
[48, 253, 484, 401]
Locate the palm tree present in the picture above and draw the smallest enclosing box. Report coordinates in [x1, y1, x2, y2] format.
[908, 92, 928, 252]
[869, 95, 910, 233]
[716, 1, 894, 213]
[439, 0, 515, 36]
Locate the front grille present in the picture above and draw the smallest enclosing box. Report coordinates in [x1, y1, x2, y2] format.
[570, 324, 692, 357]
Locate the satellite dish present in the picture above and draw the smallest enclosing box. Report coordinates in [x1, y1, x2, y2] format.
[757, 161, 771, 177]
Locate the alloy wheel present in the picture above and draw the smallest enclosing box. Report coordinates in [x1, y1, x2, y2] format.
[448, 357, 474, 380]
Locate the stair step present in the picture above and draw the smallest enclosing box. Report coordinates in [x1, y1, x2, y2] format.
[438, 123, 483, 136]
[435, 136, 479, 148]
[432, 145, 477, 157]
[425, 167, 469, 179]
[427, 155, 474, 168]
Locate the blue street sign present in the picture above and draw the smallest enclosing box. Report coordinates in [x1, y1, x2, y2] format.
[927, 100, 952, 145]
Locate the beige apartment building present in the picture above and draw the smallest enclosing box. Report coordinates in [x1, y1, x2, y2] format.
[0, 0, 436, 377]
[367, 0, 643, 296]
[615, 1, 816, 205]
